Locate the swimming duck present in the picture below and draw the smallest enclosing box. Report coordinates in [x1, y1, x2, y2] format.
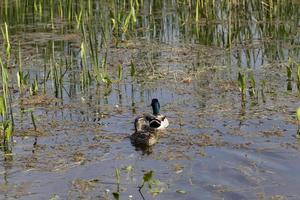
[130, 99, 169, 146]
[136, 98, 169, 130]
[130, 117, 158, 146]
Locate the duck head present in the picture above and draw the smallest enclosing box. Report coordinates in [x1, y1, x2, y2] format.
[151, 98, 160, 116]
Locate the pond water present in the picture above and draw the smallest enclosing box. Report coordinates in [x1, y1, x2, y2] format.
[0, 0, 300, 199]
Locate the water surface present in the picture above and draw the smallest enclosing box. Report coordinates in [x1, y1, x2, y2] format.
[0, 0, 300, 199]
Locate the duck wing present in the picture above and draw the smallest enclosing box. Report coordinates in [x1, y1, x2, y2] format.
[154, 114, 169, 129]
[143, 113, 156, 121]
[130, 131, 158, 146]
[137, 114, 168, 129]
[155, 114, 166, 121]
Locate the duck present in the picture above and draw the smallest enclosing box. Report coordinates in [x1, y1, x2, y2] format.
[130, 117, 158, 146]
[130, 98, 169, 146]
[138, 98, 169, 130]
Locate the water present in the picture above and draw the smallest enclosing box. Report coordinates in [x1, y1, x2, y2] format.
[0, 0, 300, 199]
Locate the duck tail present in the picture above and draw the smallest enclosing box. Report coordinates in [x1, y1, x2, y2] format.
[149, 119, 161, 128]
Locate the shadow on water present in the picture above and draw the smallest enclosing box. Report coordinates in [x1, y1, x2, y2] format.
[0, 0, 300, 199]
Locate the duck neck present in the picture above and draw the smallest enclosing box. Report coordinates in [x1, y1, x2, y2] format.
[152, 103, 160, 116]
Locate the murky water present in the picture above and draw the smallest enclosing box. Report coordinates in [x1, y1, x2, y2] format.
[1, 0, 300, 199]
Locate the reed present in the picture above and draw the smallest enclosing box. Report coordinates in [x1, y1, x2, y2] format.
[297, 106, 300, 136]
[297, 64, 300, 91]
[1, 22, 11, 60]
[30, 75, 39, 96]
[0, 57, 13, 145]
[248, 72, 257, 98]
[31, 111, 37, 131]
[238, 72, 246, 100]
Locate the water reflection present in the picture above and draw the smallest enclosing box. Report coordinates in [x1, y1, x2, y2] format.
[1, 142, 13, 191]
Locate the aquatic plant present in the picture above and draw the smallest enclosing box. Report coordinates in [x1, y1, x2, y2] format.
[0, 23, 10, 108]
[0, 58, 8, 112]
[260, 79, 267, 103]
[75, 8, 83, 30]
[138, 170, 166, 197]
[248, 72, 257, 98]
[297, 107, 300, 135]
[80, 42, 91, 89]
[138, 170, 153, 191]
[238, 72, 246, 99]
[286, 57, 294, 83]
[30, 75, 39, 96]
[1, 22, 11, 60]
[286, 65, 292, 81]
[195, 0, 199, 23]
[297, 64, 300, 91]
[17, 43, 29, 94]
[0, 95, 12, 144]
[112, 168, 121, 200]
[109, 0, 138, 36]
[31, 111, 37, 131]
[112, 192, 120, 200]
[0, 25, 14, 147]
[286, 59, 293, 90]
[130, 61, 136, 77]
[114, 64, 122, 82]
